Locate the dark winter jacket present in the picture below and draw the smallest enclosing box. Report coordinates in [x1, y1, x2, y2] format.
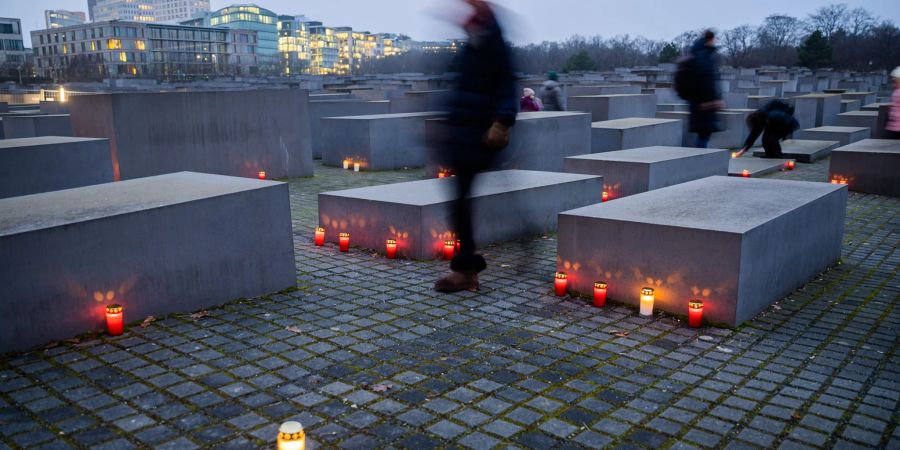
[688, 38, 722, 134]
[446, 12, 517, 131]
[742, 100, 800, 148]
[540, 80, 565, 111]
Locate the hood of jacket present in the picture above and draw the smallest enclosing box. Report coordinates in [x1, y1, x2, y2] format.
[691, 38, 716, 56]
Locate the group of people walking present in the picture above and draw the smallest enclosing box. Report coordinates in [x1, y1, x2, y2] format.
[435, 0, 900, 293]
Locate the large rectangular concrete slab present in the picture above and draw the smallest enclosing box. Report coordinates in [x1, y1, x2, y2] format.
[835, 110, 878, 129]
[794, 126, 870, 147]
[321, 112, 445, 170]
[426, 112, 592, 176]
[557, 176, 847, 326]
[829, 139, 900, 197]
[795, 94, 841, 127]
[0, 137, 114, 199]
[751, 139, 840, 163]
[569, 94, 656, 121]
[319, 170, 603, 260]
[2, 114, 72, 139]
[0, 172, 296, 352]
[590, 118, 683, 153]
[563, 146, 728, 199]
[729, 156, 789, 177]
[69, 89, 313, 180]
[309, 100, 391, 159]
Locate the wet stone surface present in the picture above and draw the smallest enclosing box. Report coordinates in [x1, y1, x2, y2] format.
[0, 159, 897, 449]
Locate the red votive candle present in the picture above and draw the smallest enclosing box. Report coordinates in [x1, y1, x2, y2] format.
[602, 191, 609, 202]
[554, 272, 568, 296]
[593, 281, 607, 307]
[741, 169, 750, 178]
[786, 160, 795, 170]
[688, 299, 704, 328]
[339, 233, 350, 252]
[106, 304, 124, 336]
[314, 227, 325, 246]
[443, 240, 455, 260]
[386, 239, 397, 259]
[258, 170, 266, 180]
[438, 171, 446, 179]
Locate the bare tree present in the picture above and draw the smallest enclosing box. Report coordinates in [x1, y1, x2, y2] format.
[845, 7, 876, 36]
[721, 25, 757, 67]
[807, 3, 848, 39]
[758, 15, 806, 48]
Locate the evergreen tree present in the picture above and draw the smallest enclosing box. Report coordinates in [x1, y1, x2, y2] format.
[563, 49, 595, 72]
[658, 43, 680, 63]
[798, 30, 833, 69]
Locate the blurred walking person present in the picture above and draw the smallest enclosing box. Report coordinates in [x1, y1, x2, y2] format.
[675, 30, 723, 148]
[734, 100, 799, 158]
[434, 0, 517, 293]
[540, 71, 565, 111]
[520, 87, 542, 112]
[887, 67, 900, 139]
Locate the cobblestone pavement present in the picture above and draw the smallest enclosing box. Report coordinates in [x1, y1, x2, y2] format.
[1, 157, 897, 450]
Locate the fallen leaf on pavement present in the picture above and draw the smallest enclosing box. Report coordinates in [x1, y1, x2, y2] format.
[140, 316, 156, 328]
[370, 384, 393, 392]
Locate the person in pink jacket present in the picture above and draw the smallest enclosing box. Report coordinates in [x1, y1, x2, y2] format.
[520, 88, 542, 112]
[888, 67, 900, 139]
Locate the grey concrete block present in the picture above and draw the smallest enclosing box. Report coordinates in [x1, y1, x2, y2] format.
[828, 139, 900, 197]
[0, 172, 295, 352]
[567, 85, 640, 97]
[321, 112, 444, 170]
[0, 137, 113, 199]
[723, 93, 749, 109]
[69, 89, 313, 180]
[569, 94, 656, 122]
[747, 96, 776, 109]
[557, 176, 847, 326]
[425, 112, 592, 176]
[795, 94, 842, 127]
[840, 100, 861, 113]
[389, 90, 451, 113]
[309, 100, 391, 159]
[657, 103, 689, 112]
[318, 170, 603, 260]
[2, 114, 72, 139]
[729, 156, 789, 177]
[563, 146, 729, 199]
[840, 92, 875, 107]
[656, 111, 744, 149]
[0, 102, 7, 113]
[39, 101, 69, 115]
[751, 139, 840, 163]
[874, 104, 891, 139]
[794, 126, 870, 147]
[861, 102, 890, 112]
[835, 111, 878, 129]
[590, 118, 683, 153]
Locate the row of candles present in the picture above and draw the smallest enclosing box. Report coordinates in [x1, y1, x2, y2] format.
[314, 227, 459, 260]
[342, 159, 362, 172]
[554, 272, 704, 327]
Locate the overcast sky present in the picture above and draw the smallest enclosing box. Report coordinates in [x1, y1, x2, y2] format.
[9, 0, 900, 47]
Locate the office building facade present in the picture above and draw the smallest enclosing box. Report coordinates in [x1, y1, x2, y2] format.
[30, 20, 252, 79]
[45, 10, 87, 29]
[92, 0, 210, 23]
[0, 18, 27, 67]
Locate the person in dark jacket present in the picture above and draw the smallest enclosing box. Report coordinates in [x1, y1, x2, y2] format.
[540, 71, 565, 111]
[688, 30, 723, 148]
[734, 100, 800, 158]
[434, 0, 517, 293]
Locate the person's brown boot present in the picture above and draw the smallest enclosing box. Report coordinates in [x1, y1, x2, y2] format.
[434, 271, 479, 293]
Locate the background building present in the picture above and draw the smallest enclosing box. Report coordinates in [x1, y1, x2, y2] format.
[88, 0, 98, 21]
[277, 15, 309, 76]
[0, 18, 27, 69]
[306, 21, 337, 75]
[209, 4, 277, 66]
[92, 0, 210, 24]
[30, 20, 235, 80]
[45, 10, 87, 29]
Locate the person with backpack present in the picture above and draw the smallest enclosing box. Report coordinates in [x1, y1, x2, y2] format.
[733, 99, 799, 158]
[675, 30, 723, 148]
[540, 71, 565, 111]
